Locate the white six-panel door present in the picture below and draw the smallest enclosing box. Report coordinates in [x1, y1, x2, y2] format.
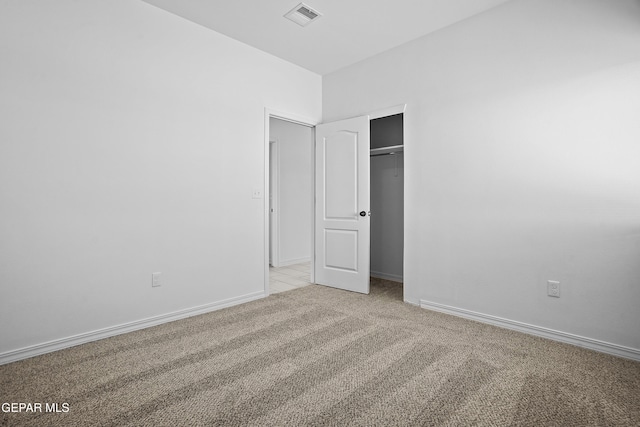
[314, 115, 370, 294]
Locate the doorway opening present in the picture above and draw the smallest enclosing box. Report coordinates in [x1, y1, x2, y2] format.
[264, 106, 405, 300]
[268, 116, 314, 293]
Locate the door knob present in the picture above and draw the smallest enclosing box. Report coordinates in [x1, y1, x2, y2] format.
[359, 211, 366, 217]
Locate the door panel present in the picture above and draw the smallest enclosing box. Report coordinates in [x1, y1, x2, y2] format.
[325, 133, 357, 219]
[325, 229, 358, 271]
[315, 115, 370, 294]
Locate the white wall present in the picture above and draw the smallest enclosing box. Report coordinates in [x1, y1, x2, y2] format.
[269, 118, 313, 266]
[324, 0, 640, 353]
[0, 0, 321, 359]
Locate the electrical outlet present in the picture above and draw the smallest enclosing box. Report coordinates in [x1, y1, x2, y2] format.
[152, 272, 161, 287]
[547, 280, 560, 298]
[252, 188, 263, 199]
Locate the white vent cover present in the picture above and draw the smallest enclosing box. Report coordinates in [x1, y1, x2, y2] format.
[284, 3, 322, 27]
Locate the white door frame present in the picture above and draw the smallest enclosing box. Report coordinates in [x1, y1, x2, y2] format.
[264, 108, 318, 295]
[269, 139, 279, 267]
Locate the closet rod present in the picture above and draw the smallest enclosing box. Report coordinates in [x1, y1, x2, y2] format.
[370, 151, 401, 157]
[370, 145, 403, 157]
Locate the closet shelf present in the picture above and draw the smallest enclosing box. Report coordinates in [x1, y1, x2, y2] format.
[370, 145, 403, 157]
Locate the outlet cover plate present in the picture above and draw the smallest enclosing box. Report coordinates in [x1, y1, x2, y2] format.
[547, 280, 560, 298]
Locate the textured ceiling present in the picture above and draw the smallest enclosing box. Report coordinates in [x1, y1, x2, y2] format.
[142, 0, 512, 75]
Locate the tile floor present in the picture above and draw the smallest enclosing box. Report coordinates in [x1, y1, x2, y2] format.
[269, 261, 312, 294]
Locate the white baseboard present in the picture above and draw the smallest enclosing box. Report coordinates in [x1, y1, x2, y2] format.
[370, 270, 403, 283]
[278, 257, 311, 267]
[420, 299, 640, 362]
[0, 291, 266, 366]
[404, 298, 420, 306]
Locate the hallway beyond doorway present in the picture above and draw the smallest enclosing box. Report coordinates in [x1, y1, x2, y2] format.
[270, 262, 312, 293]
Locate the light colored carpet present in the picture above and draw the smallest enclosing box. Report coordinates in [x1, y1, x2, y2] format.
[1, 278, 639, 426]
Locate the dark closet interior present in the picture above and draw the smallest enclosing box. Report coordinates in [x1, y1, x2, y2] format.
[370, 113, 404, 284]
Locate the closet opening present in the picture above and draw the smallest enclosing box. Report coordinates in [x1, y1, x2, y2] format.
[370, 113, 404, 299]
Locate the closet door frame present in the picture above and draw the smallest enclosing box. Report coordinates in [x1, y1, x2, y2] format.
[368, 104, 407, 298]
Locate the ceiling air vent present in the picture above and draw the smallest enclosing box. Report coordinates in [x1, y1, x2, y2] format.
[284, 3, 322, 27]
